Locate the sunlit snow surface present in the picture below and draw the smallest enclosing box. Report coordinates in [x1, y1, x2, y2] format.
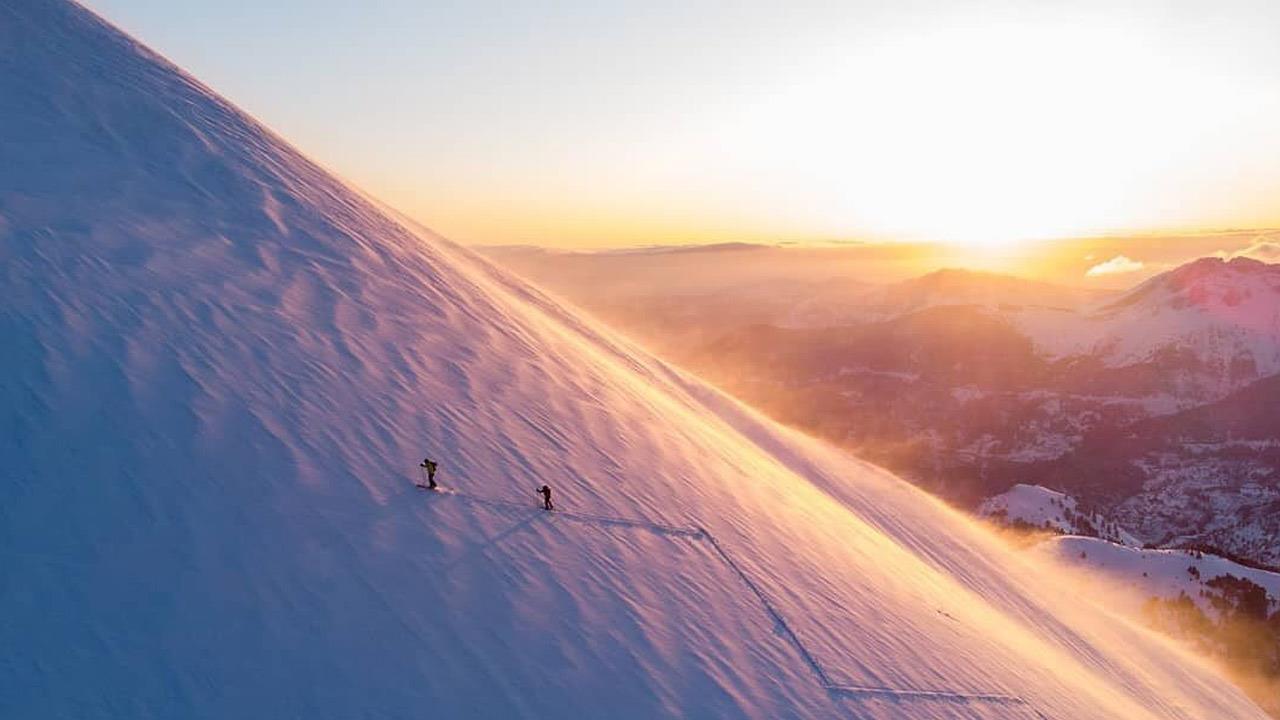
[0, 1, 1267, 718]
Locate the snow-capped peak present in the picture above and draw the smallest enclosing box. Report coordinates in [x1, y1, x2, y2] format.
[1014, 256, 1280, 399]
[1101, 256, 1280, 317]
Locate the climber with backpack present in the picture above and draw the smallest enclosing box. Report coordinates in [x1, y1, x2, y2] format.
[536, 484, 554, 511]
[419, 457, 439, 490]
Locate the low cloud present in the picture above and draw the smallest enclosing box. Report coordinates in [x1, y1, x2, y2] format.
[1217, 235, 1280, 262]
[1086, 255, 1144, 277]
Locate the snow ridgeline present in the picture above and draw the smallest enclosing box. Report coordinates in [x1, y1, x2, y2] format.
[983, 484, 1280, 614]
[980, 484, 1141, 546]
[1033, 536, 1280, 620]
[0, 1, 1266, 718]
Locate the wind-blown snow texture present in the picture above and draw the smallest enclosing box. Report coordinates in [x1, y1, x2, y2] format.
[0, 1, 1266, 718]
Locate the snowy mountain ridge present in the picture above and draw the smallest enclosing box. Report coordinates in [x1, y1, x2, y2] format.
[1034, 536, 1280, 619]
[0, 1, 1267, 718]
[980, 484, 1141, 547]
[982, 484, 1280, 617]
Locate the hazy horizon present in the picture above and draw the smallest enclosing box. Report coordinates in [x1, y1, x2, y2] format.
[483, 227, 1280, 289]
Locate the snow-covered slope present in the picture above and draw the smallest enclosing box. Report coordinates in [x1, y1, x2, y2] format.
[980, 484, 1141, 547]
[1034, 536, 1280, 618]
[0, 1, 1266, 718]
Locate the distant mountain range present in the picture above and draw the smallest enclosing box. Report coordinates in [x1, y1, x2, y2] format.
[781, 268, 1108, 327]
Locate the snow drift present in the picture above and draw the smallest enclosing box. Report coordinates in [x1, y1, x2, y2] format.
[0, 1, 1267, 718]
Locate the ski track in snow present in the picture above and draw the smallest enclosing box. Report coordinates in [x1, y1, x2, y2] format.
[428, 488, 1030, 707]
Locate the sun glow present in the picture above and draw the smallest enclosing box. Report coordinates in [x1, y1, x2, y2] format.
[714, 21, 1280, 251]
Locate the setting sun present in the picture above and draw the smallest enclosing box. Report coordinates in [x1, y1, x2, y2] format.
[724, 20, 1280, 249]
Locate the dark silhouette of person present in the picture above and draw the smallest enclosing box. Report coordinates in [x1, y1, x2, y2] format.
[420, 458, 438, 489]
[537, 484, 554, 511]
